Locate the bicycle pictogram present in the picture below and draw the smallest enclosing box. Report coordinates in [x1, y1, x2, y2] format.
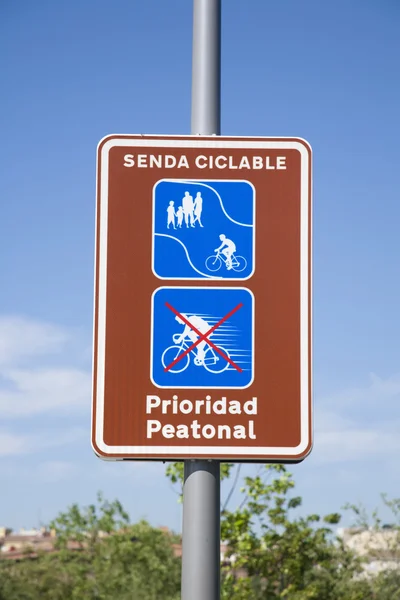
[205, 250, 247, 273]
[161, 334, 231, 374]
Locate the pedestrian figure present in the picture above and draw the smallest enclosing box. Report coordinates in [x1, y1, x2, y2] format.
[167, 201, 176, 229]
[182, 191, 194, 227]
[193, 192, 204, 227]
[176, 206, 184, 228]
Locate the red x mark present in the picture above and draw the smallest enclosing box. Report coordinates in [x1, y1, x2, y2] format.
[164, 302, 243, 373]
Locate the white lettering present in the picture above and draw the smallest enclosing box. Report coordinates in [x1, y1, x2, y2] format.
[126, 153, 288, 170]
[195, 400, 205, 413]
[239, 156, 251, 169]
[165, 155, 176, 168]
[146, 417, 256, 440]
[233, 425, 247, 439]
[228, 400, 241, 415]
[195, 155, 208, 168]
[162, 424, 175, 439]
[265, 156, 275, 170]
[149, 155, 162, 168]
[228, 156, 238, 169]
[123, 154, 135, 167]
[202, 425, 216, 439]
[146, 395, 160, 413]
[177, 155, 190, 169]
[249, 420, 256, 439]
[213, 397, 226, 414]
[138, 154, 148, 167]
[277, 156, 287, 169]
[145, 395, 258, 418]
[162, 399, 171, 414]
[191, 420, 201, 438]
[180, 399, 193, 414]
[177, 424, 189, 439]
[147, 420, 161, 437]
[215, 155, 227, 169]
[218, 425, 231, 439]
[244, 398, 257, 415]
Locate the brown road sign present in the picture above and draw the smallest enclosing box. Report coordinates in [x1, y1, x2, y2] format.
[92, 134, 312, 461]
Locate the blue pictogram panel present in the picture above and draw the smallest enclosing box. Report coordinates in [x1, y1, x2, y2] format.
[151, 287, 254, 389]
[153, 179, 255, 280]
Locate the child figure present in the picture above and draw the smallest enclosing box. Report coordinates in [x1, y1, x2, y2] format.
[176, 206, 184, 228]
[167, 201, 176, 229]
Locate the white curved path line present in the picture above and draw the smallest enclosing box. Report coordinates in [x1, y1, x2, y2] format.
[166, 179, 253, 228]
[155, 233, 222, 279]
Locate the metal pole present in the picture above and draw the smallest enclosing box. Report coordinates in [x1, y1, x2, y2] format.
[181, 461, 221, 600]
[191, 0, 221, 136]
[181, 2, 221, 599]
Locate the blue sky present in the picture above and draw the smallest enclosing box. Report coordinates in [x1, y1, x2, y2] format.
[1, 0, 399, 532]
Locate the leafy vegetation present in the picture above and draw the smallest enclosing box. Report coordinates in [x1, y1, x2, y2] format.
[167, 462, 400, 600]
[0, 494, 180, 600]
[0, 466, 399, 599]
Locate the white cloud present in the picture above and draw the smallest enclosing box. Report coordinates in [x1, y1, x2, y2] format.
[0, 432, 28, 456]
[0, 367, 91, 416]
[313, 428, 400, 464]
[312, 372, 400, 465]
[0, 427, 86, 457]
[321, 372, 400, 411]
[0, 316, 69, 367]
[0, 315, 91, 417]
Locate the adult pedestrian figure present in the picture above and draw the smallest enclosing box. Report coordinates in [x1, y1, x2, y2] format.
[182, 191, 194, 228]
[193, 192, 204, 227]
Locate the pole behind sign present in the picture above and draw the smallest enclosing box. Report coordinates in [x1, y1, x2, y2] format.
[181, 2, 222, 599]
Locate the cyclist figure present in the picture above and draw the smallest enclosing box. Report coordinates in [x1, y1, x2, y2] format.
[215, 234, 236, 270]
[174, 314, 211, 365]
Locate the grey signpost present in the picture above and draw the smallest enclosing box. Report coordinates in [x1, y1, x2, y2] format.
[181, 2, 222, 599]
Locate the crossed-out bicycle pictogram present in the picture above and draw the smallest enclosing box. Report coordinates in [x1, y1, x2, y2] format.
[163, 302, 243, 373]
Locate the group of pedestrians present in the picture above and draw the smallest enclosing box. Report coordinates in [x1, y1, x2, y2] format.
[167, 191, 204, 229]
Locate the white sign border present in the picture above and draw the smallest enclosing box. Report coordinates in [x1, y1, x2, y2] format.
[92, 136, 311, 459]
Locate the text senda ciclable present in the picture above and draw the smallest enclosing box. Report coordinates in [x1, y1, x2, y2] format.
[123, 153, 287, 170]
